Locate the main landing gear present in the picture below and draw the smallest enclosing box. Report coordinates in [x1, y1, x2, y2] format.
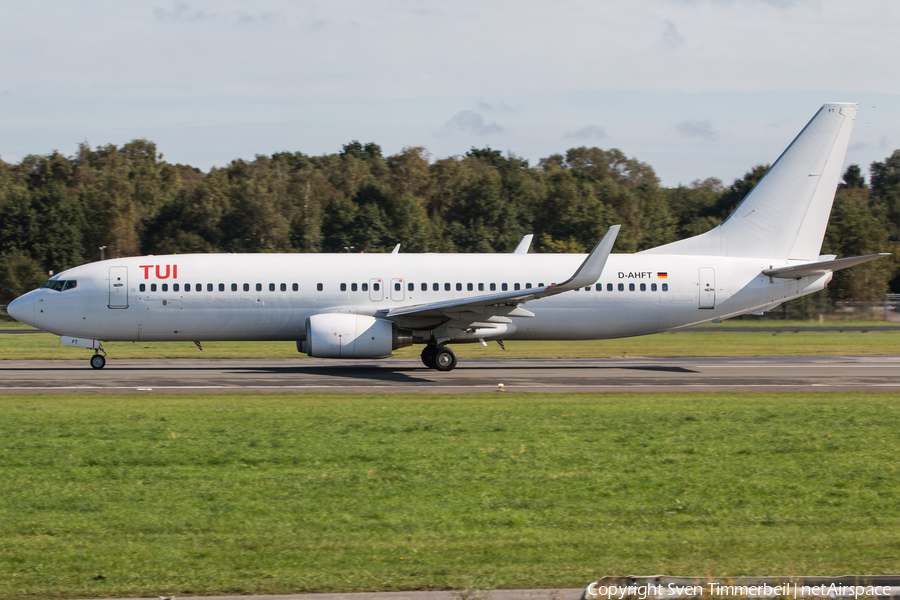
[421, 344, 458, 371]
[90, 345, 107, 369]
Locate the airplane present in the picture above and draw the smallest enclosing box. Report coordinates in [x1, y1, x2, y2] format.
[5, 102, 889, 371]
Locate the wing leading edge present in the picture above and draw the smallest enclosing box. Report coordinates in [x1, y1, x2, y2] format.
[384, 225, 620, 320]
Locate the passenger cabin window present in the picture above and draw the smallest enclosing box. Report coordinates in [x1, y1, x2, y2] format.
[340, 283, 347, 292]
[478, 283, 484, 291]
[395, 282, 402, 292]
[456, 283, 462, 291]
[629, 283, 635, 291]
[421, 283, 427, 292]
[232, 283, 238, 291]
[139, 284, 146, 292]
[280, 283, 286, 292]
[151, 283, 157, 292]
[173, 283, 179, 292]
[640, 283, 646, 291]
[607, 283, 613, 291]
[218, 283, 225, 292]
[162, 284, 168, 292]
[373, 282, 380, 291]
[618, 283, 624, 291]
[317, 283, 323, 291]
[351, 283, 358, 292]
[662, 283, 669, 292]
[409, 283, 415, 292]
[433, 283, 439, 291]
[207, 283, 213, 292]
[292, 283, 299, 291]
[243, 283, 250, 292]
[502, 283, 508, 291]
[184, 283, 191, 292]
[269, 283, 275, 292]
[362, 283, 368, 292]
[525, 283, 532, 289]
[651, 283, 657, 291]
[467, 283, 473, 291]
[514, 283, 521, 291]
[444, 283, 450, 291]
[490, 283, 496, 291]
[256, 283, 262, 292]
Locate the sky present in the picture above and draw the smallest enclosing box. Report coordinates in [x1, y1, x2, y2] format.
[1, 0, 898, 187]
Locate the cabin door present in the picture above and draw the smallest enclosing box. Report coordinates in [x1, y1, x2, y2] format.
[390, 278, 405, 301]
[698, 267, 715, 309]
[369, 278, 384, 302]
[108, 266, 129, 309]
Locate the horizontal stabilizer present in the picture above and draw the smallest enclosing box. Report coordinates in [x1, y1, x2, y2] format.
[763, 253, 890, 278]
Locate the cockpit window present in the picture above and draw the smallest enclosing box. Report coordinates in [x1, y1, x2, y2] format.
[42, 279, 74, 292]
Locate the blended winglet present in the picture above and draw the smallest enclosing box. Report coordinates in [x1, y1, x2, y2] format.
[385, 225, 620, 320]
[552, 225, 620, 291]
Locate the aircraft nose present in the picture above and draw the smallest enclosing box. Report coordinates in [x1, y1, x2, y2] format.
[6, 292, 34, 325]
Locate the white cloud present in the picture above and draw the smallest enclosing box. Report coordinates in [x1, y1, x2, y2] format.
[443, 110, 504, 135]
[154, 2, 215, 22]
[478, 101, 515, 112]
[662, 21, 685, 48]
[675, 120, 716, 138]
[564, 125, 609, 141]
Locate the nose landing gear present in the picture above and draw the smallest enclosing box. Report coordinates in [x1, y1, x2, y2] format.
[90, 345, 107, 369]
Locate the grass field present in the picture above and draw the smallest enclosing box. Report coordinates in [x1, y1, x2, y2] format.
[1, 392, 898, 600]
[0, 323, 899, 361]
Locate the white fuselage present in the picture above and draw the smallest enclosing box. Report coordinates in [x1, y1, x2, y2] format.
[16, 252, 829, 344]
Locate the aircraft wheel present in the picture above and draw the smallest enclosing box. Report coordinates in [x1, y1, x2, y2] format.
[433, 346, 458, 372]
[421, 345, 437, 368]
[90, 354, 106, 370]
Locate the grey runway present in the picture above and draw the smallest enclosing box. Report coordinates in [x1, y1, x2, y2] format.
[2, 355, 900, 394]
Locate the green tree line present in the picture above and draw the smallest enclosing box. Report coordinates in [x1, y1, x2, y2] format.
[2, 139, 899, 305]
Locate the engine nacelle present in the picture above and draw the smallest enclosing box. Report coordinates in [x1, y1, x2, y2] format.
[305, 314, 411, 359]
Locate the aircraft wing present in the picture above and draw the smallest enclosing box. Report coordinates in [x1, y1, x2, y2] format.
[762, 253, 890, 279]
[384, 225, 619, 319]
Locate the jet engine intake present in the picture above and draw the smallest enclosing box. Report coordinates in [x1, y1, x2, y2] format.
[305, 314, 411, 359]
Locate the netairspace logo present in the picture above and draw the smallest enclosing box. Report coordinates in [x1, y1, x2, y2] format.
[583, 582, 894, 599]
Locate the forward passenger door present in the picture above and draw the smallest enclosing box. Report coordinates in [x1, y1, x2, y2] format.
[390, 278, 404, 301]
[369, 278, 383, 302]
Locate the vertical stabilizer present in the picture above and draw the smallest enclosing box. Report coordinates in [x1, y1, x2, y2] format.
[643, 103, 857, 260]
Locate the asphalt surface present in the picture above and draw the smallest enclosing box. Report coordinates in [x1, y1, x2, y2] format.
[2, 355, 899, 393]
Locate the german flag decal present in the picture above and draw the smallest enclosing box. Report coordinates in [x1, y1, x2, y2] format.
[657, 272, 668, 279]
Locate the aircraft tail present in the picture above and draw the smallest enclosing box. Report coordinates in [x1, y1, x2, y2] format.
[643, 103, 858, 260]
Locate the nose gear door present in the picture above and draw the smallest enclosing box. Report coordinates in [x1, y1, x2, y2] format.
[109, 266, 129, 309]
